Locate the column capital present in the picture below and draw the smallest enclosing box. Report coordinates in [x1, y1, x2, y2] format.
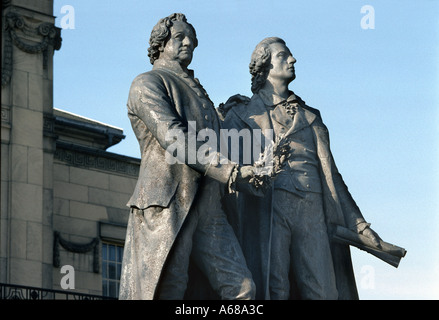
[2, 8, 62, 87]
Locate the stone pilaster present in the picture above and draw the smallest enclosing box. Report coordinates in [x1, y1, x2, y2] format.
[1, 0, 61, 288]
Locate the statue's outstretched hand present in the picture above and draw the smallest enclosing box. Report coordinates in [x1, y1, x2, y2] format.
[360, 225, 382, 248]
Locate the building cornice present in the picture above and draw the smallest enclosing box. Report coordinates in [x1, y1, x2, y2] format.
[54, 141, 140, 177]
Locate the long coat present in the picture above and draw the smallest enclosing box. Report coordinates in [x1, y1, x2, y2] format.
[119, 59, 236, 299]
[222, 93, 366, 299]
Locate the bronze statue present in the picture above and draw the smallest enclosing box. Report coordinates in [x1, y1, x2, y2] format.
[222, 37, 405, 300]
[119, 13, 263, 300]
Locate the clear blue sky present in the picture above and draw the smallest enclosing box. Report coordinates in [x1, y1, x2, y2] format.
[53, 0, 439, 299]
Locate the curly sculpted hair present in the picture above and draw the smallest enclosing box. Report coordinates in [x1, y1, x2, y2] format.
[147, 13, 198, 65]
[249, 37, 286, 94]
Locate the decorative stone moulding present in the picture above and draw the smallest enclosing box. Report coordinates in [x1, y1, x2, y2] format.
[1, 11, 62, 87]
[53, 231, 100, 274]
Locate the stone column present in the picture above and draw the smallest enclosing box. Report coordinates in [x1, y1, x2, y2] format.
[1, 0, 61, 288]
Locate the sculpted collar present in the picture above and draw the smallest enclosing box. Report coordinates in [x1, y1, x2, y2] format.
[258, 89, 299, 107]
[153, 59, 195, 78]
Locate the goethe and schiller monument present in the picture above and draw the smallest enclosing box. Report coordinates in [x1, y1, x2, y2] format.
[119, 13, 406, 300]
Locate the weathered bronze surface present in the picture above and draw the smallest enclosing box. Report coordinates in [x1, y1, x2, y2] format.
[119, 17, 405, 300]
[119, 13, 261, 300]
[222, 37, 405, 299]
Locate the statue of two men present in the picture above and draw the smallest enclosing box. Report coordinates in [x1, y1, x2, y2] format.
[119, 13, 390, 300]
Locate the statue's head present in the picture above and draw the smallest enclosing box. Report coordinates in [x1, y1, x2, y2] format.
[147, 13, 198, 67]
[249, 37, 296, 94]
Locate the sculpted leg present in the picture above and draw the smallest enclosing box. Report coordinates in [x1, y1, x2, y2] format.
[192, 178, 255, 300]
[289, 193, 338, 300]
[269, 191, 292, 300]
[156, 209, 198, 300]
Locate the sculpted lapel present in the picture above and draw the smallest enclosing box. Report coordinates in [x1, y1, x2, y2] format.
[234, 94, 271, 150]
[270, 104, 292, 129]
[240, 94, 271, 131]
[237, 94, 317, 133]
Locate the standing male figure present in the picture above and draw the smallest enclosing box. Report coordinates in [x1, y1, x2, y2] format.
[222, 37, 381, 300]
[119, 13, 259, 300]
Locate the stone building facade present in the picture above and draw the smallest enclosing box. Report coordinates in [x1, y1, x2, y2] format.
[1, 0, 137, 299]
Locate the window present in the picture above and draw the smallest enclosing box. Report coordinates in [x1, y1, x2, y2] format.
[102, 242, 124, 298]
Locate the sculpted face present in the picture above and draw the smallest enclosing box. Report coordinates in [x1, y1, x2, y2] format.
[161, 20, 196, 68]
[267, 42, 297, 84]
